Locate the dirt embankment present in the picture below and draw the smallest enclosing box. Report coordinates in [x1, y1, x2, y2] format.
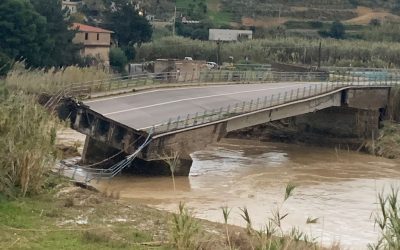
[227, 119, 365, 150]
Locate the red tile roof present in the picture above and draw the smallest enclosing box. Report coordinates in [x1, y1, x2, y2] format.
[72, 23, 113, 33]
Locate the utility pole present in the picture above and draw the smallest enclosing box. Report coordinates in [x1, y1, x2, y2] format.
[216, 40, 221, 65]
[172, 6, 177, 36]
[318, 41, 322, 69]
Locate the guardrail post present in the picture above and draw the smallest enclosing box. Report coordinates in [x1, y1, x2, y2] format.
[193, 112, 198, 125]
[283, 92, 287, 103]
[270, 94, 274, 106]
[263, 96, 268, 108]
[166, 118, 172, 131]
[210, 109, 215, 122]
[296, 88, 300, 99]
[249, 100, 253, 111]
[256, 97, 260, 110]
[218, 107, 223, 119]
[277, 93, 281, 104]
[202, 110, 207, 123]
[184, 114, 190, 127]
[175, 116, 180, 129]
[290, 90, 293, 101]
[241, 101, 246, 112]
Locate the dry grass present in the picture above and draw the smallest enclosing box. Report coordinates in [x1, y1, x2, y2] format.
[5, 62, 111, 94]
[367, 122, 400, 159]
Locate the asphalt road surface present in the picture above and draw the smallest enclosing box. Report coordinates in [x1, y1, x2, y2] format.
[85, 82, 322, 130]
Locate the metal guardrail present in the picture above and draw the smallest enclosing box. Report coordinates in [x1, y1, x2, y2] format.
[59, 70, 330, 98]
[145, 73, 400, 135]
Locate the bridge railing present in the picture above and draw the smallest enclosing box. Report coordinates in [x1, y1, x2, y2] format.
[148, 74, 400, 135]
[63, 70, 330, 98]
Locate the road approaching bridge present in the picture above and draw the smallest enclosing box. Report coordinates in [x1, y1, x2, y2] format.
[85, 82, 321, 130]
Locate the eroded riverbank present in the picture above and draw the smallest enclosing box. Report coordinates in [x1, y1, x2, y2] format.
[94, 138, 400, 249]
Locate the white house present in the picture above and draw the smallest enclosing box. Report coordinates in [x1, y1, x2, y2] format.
[209, 29, 253, 42]
[62, 0, 81, 14]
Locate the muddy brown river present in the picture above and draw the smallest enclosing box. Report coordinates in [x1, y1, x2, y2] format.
[94, 138, 400, 249]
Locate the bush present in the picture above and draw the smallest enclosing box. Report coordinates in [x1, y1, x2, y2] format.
[109, 47, 128, 73]
[330, 21, 345, 39]
[0, 90, 59, 197]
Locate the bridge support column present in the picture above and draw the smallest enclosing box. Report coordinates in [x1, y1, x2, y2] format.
[129, 155, 193, 176]
[81, 136, 122, 165]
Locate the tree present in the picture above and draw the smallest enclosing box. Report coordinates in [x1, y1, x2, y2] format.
[31, 0, 81, 67]
[329, 21, 345, 39]
[103, 0, 152, 60]
[109, 47, 127, 73]
[0, 0, 50, 68]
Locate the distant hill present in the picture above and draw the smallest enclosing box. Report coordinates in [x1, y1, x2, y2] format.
[145, 0, 400, 27]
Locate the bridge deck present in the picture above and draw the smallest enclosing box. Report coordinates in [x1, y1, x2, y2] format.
[84, 82, 320, 130]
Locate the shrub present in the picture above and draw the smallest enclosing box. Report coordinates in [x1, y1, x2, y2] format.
[109, 47, 128, 73]
[329, 21, 346, 39]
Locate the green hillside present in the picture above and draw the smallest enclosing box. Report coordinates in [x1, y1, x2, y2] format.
[145, 0, 400, 26]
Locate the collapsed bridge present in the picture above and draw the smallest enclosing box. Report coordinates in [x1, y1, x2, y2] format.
[53, 71, 396, 182]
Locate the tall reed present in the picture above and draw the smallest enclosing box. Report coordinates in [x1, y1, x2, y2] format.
[369, 186, 400, 250]
[5, 62, 111, 94]
[0, 89, 59, 197]
[137, 36, 400, 68]
[170, 202, 201, 250]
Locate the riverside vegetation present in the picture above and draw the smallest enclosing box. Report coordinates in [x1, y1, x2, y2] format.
[136, 36, 400, 68]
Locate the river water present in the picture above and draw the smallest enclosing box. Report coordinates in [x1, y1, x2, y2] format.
[94, 138, 400, 249]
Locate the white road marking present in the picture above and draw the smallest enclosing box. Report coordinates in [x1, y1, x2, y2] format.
[85, 84, 254, 104]
[103, 84, 304, 116]
[85, 82, 316, 104]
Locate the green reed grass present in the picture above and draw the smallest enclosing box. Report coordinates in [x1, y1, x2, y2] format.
[369, 186, 400, 250]
[170, 202, 201, 250]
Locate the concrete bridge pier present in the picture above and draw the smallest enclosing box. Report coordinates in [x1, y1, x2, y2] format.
[143, 123, 227, 176]
[128, 156, 193, 176]
[81, 136, 193, 176]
